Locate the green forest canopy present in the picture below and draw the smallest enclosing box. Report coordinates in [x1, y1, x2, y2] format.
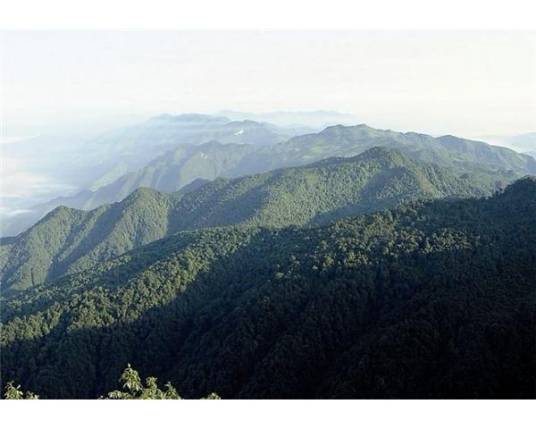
[1, 178, 534, 399]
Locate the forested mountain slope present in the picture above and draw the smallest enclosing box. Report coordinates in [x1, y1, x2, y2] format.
[35, 142, 257, 212]
[1, 148, 493, 292]
[166, 146, 493, 230]
[1, 177, 535, 399]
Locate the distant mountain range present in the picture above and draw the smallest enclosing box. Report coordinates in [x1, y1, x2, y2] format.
[218, 110, 359, 129]
[3, 122, 531, 237]
[0, 147, 497, 293]
[4, 114, 299, 192]
[79, 113, 305, 190]
[270, 125, 536, 175]
[1, 115, 305, 236]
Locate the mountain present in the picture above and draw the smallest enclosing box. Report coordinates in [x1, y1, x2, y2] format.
[1, 142, 257, 237]
[62, 124, 536, 202]
[2, 177, 534, 398]
[1, 115, 303, 237]
[0, 147, 496, 293]
[526, 151, 536, 160]
[3, 114, 296, 193]
[39, 142, 257, 210]
[218, 110, 358, 129]
[131, 114, 302, 148]
[263, 125, 536, 175]
[5, 123, 528, 238]
[0, 141, 264, 237]
[0, 114, 303, 237]
[67, 113, 304, 192]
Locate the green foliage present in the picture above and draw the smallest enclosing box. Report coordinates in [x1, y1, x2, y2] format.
[3, 365, 219, 400]
[105, 364, 182, 399]
[1, 178, 535, 399]
[3, 382, 39, 399]
[1, 147, 499, 293]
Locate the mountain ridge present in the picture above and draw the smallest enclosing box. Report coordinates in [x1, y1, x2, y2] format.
[4, 122, 529, 238]
[0, 147, 497, 293]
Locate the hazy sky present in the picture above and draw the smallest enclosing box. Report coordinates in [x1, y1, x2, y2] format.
[1, 30, 535, 137]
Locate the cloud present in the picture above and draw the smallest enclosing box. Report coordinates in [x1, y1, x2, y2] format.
[0, 154, 75, 213]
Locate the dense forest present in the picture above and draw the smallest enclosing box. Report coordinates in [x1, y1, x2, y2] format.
[2, 177, 534, 399]
[1, 147, 498, 293]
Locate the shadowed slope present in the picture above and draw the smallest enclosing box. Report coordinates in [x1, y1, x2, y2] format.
[1, 178, 534, 398]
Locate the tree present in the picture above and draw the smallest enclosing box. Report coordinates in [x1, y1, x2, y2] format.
[105, 364, 219, 399]
[3, 365, 220, 400]
[3, 382, 39, 399]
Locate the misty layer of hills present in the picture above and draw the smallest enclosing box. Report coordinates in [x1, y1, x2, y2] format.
[3, 114, 533, 237]
[0, 112, 535, 399]
[1, 113, 312, 236]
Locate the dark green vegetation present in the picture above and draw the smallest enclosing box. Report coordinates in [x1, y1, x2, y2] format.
[1, 178, 535, 399]
[3, 365, 220, 400]
[1, 147, 497, 293]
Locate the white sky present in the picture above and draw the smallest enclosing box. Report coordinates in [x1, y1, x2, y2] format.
[1, 30, 535, 137]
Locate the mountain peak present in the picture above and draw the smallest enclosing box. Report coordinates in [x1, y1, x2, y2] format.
[41, 205, 79, 221]
[322, 123, 371, 133]
[121, 187, 162, 204]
